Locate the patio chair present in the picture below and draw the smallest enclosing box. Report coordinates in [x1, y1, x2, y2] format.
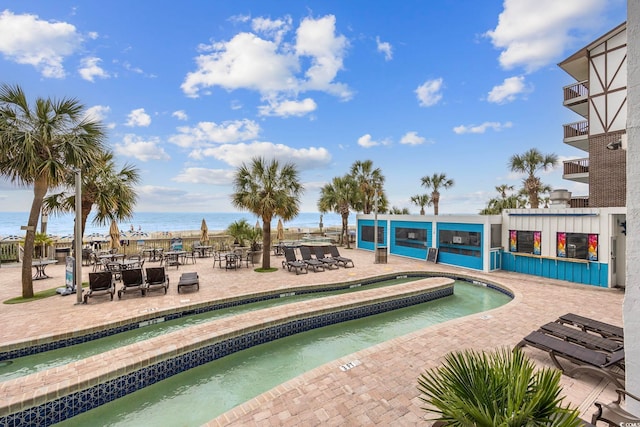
[557, 313, 624, 341]
[212, 251, 225, 269]
[118, 268, 146, 299]
[516, 330, 625, 388]
[299, 246, 325, 272]
[178, 272, 199, 293]
[224, 253, 238, 270]
[145, 267, 169, 294]
[105, 262, 122, 282]
[313, 246, 338, 269]
[592, 388, 640, 426]
[328, 245, 354, 268]
[539, 322, 623, 353]
[282, 247, 308, 275]
[84, 271, 115, 304]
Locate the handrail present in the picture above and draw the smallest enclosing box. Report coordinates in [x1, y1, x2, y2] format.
[563, 120, 588, 139]
[563, 158, 589, 175]
[563, 80, 588, 103]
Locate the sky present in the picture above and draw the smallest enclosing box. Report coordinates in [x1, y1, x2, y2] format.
[0, 0, 628, 214]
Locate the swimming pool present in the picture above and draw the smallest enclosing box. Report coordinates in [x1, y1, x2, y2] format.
[54, 280, 510, 426]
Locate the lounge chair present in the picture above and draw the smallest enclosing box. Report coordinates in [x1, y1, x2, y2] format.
[178, 272, 199, 293]
[557, 313, 624, 341]
[516, 330, 625, 388]
[299, 246, 325, 272]
[328, 245, 354, 268]
[145, 267, 169, 294]
[592, 388, 640, 426]
[313, 246, 339, 269]
[118, 268, 146, 299]
[282, 247, 308, 275]
[84, 271, 115, 304]
[539, 322, 623, 353]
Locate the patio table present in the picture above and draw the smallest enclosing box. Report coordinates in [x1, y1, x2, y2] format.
[31, 259, 58, 280]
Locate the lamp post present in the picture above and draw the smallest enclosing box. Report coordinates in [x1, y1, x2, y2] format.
[373, 189, 379, 264]
[74, 169, 83, 304]
[40, 210, 48, 258]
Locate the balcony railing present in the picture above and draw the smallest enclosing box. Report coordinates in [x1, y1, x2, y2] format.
[563, 120, 588, 139]
[563, 158, 589, 175]
[563, 80, 589, 104]
[570, 196, 589, 208]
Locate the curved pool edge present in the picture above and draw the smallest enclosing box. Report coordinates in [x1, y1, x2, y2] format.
[1, 277, 468, 423]
[0, 270, 513, 362]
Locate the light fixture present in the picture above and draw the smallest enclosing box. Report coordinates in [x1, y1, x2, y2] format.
[606, 140, 623, 150]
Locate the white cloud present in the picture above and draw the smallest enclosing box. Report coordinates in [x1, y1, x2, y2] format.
[487, 76, 530, 104]
[169, 119, 261, 148]
[114, 134, 170, 161]
[258, 98, 317, 117]
[453, 121, 513, 134]
[125, 108, 151, 127]
[251, 16, 292, 44]
[485, 0, 608, 72]
[415, 78, 443, 107]
[84, 105, 110, 122]
[173, 167, 235, 184]
[78, 56, 110, 82]
[182, 15, 351, 102]
[400, 131, 427, 145]
[376, 36, 393, 61]
[357, 134, 389, 148]
[193, 141, 332, 169]
[0, 10, 83, 78]
[172, 110, 188, 121]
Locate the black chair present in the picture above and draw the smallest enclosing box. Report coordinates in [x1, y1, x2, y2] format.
[328, 245, 354, 268]
[145, 267, 169, 294]
[225, 253, 238, 270]
[557, 313, 624, 341]
[118, 268, 146, 299]
[178, 272, 199, 293]
[313, 246, 338, 269]
[299, 246, 324, 272]
[84, 271, 115, 304]
[282, 247, 308, 275]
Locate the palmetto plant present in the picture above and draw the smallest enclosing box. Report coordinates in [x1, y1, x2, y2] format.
[417, 348, 582, 427]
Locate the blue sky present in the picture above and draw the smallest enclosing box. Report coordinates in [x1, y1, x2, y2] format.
[0, 0, 628, 214]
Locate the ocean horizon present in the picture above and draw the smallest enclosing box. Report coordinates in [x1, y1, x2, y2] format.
[0, 211, 355, 239]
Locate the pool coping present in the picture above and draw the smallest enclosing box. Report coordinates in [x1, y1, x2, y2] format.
[0, 276, 474, 423]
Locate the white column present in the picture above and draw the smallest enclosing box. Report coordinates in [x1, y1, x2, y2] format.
[625, 0, 640, 415]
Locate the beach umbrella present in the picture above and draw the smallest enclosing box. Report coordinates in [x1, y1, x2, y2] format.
[2, 235, 22, 241]
[109, 220, 121, 251]
[276, 219, 285, 241]
[255, 220, 261, 230]
[200, 219, 209, 243]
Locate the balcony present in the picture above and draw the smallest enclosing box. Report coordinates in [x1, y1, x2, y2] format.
[563, 80, 588, 117]
[563, 120, 589, 152]
[563, 158, 589, 184]
[569, 196, 589, 208]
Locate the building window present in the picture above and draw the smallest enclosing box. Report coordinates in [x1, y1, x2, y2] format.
[438, 230, 481, 257]
[395, 227, 427, 249]
[361, 225, 385, 243]
[557, 232, 598, 261]
[509, 230, 541, 255]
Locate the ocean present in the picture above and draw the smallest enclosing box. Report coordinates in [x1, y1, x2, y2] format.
[0, 211, 355, 239]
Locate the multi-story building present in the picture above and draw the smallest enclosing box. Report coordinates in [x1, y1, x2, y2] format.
[559, 22, 627, 208]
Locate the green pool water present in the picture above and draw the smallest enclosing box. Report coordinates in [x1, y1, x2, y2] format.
[0, 278, 416, 382]
[55, 281, 510, 427]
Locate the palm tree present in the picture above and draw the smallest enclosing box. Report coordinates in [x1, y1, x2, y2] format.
[508, 148, 558, 208]
[231, 157, 303, 269]
[318, 175, 359, 249]
[410, 194, 432, 215]
[420, 173, 454, 215]
[417, 347, 582, 426]
[43, 151, 140, 238]
[0, 84, 105, 298]
[350, 160, 385, 214]
[388, 206, 410, 214]
[495, 184, 514, 199]
[479, 184, 526, 214]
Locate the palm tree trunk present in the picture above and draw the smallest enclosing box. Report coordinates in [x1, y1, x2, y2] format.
[261, 218, 272, 269]
[81, 199, 93, 237]
[21, 177, 48, 299]
[341, 211, 350, 249]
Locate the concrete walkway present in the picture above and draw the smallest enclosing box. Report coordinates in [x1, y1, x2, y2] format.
[0, 249, 625, 425]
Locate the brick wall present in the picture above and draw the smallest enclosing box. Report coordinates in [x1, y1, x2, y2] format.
[589, 131, 627, 207]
